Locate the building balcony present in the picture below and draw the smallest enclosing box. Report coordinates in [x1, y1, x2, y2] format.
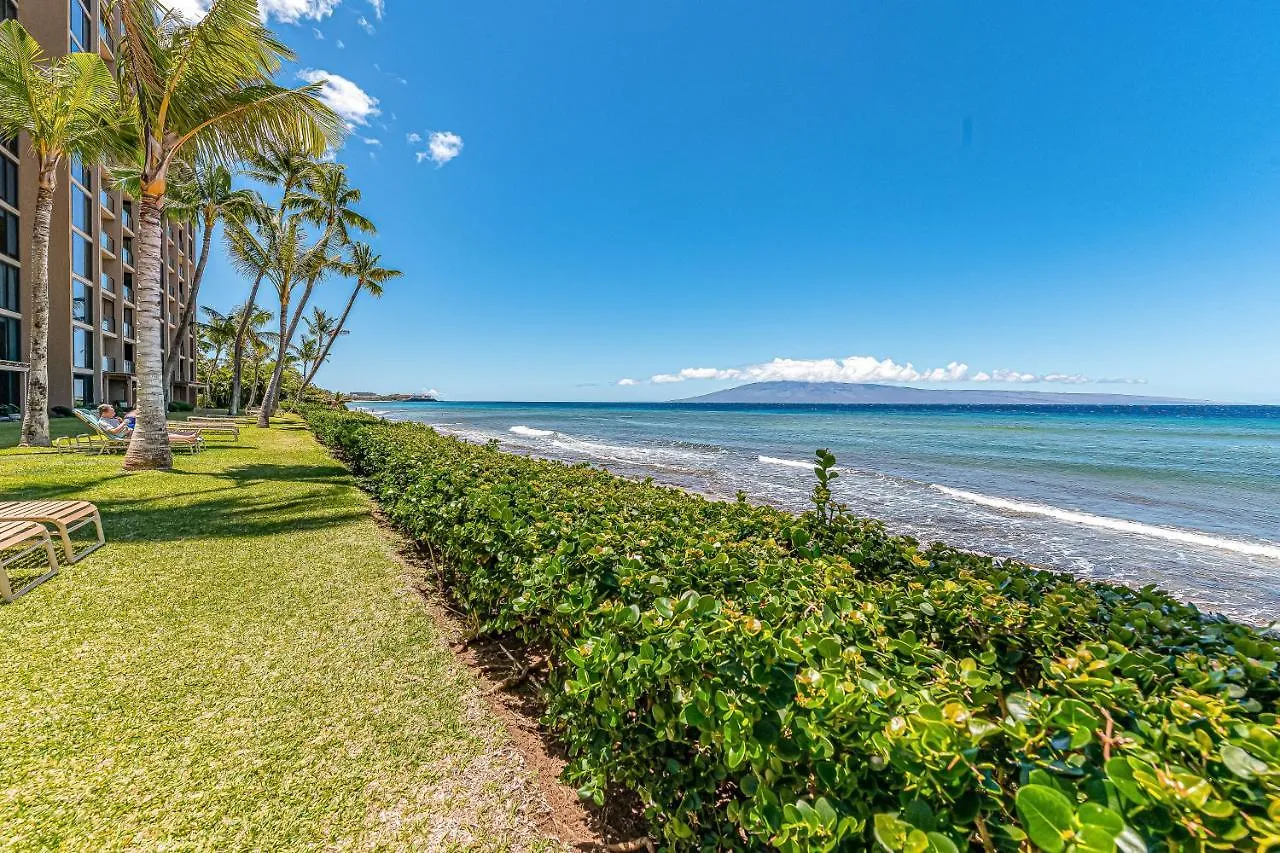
[101, 317, 116, 335]
[123, 360, 134, 375]
[100, 189, 115, 219]
[100, 233, 116, 258]
[123, 323, 134, 339]
[102, 355, 116, 372]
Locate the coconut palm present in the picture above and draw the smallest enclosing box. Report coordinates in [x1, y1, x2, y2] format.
[229, 143, 316, 415]
[116, 0, 342, 469]
[158, 158, 256, 395]
[301, 242, 401, 392]
[293, 307, 344, 403]
[229, 302, 272, 410]
[0, 21, 129, 446]
[198, 306, 236, 374]
[290, 334, 324, 407]
[257, 162, 370, 426]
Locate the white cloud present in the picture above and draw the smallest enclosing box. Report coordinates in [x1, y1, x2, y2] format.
[421, 131, 463, 166]
[262, 0, 341, 21]
[297, 69, 380, 127]
[357, 14, 375, 33]
[166, 0, 341, 22]
[361, 136, 382, 146]
[617, 378, 639, 386]
[312, 27, 324, 39]
[414, 151, 430, 163]
[620, 355, 1135, 386]
[406, 132, 422, 144]
[367, 0, 384, 19]
[336, 39, 345, 48]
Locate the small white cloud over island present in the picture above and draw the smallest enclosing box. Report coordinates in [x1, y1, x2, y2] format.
[618, 355, 1139, 386]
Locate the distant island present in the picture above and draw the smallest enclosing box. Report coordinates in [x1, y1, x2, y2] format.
[677, 381, 1203, 405]
[347, 391, 438, 402]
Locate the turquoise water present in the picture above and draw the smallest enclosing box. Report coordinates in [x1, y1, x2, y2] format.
[360, 402, 1280, 624]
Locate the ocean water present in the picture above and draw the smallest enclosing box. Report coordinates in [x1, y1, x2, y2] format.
[355, 401, 1280, 625]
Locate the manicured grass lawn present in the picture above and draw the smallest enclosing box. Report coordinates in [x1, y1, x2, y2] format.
[0, 417, 85, 449]
[0, 423, 555, 849]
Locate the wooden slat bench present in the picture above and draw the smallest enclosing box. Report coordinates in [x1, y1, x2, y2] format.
[169, 421, 239, 441]
[0, 500, 105, 563]
[0, 521, 60, 603]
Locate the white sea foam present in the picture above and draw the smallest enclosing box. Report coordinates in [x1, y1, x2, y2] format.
[932, 485, 1280, 560]
[758, 455, 816, 470]
[509, 425, 555, 438]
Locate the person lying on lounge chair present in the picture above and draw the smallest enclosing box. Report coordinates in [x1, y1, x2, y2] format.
[95, 405, 200, 443]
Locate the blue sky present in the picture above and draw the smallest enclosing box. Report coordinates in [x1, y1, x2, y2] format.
[192, 0, 1280, 403]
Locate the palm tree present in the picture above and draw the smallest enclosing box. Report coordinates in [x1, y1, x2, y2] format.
[229, 302, 272, 410]
[301, 242, 401, 392]
[198, 306, 236, 374]
[257, 161, 371, 426]
[116, 0, 342, 470]
[292, 307, 343, 403]
[0, 21, 128, 446]
[228, 143, 315, 415]
[290, 334, 324, 407]
[158, 158, 256, 396]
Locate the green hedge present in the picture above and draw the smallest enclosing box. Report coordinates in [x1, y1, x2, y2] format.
[306, 407, 1280, 851]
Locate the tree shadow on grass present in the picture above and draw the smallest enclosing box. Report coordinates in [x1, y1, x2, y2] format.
[5, 460, 370, 545]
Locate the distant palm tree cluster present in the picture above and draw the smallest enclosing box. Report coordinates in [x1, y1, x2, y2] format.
[0, 0, 400, 470]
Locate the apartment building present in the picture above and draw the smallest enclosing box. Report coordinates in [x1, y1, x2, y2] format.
[0, 0, 199, 415]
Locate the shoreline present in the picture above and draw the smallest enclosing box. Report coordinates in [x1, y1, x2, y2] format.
[360, 408, 1278, 629]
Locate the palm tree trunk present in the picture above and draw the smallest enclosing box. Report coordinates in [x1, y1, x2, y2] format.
[302, 283, 358, 392]
[123, 191, 173, 470]
[162, 210, 212, 393]
[18, 163, 56, 447]
[257, 297, 291, 427]
[228, 271, 265, 416]
[259, 273, 318, 423]
[247, 358, 262, 409]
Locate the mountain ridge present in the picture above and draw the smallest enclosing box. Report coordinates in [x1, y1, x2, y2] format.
[676, 381, 1205, 405]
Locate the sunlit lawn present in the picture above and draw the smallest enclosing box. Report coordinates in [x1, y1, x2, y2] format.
[0, 422, 554, 849]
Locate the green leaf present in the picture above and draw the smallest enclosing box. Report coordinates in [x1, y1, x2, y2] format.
[1078, 802, 1124, 836]
[874, 812, 910, 852]
[1221, 744, 1269, 780]
[924, 832, 959, 853]
[1105, 758, 1149, 805]
[1015, 784, 1074, 853]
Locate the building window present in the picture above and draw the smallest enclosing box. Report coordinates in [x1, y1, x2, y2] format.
[73, 232, 93, 279]
[72, 184, 93, 234]
[102, 299, 115, 333]
[73, 328, 93, 370]
[70, 0, 93, 52]
[70, 155, 92, 189]
[123, 307, 133, 339]
[0, 368, 18, 409]
[72, 375, 94, 408]
[0, 260, 16, 313]
[101, 272, 114, 293]
[0, 1, 17, 23]
[123, 272, 134, 303]
[122, 200, 133, 231]
[72, 279, 92, 324]
[0, 315, 17, 361]
[0, 156, 15, 207]
[122, 237, 133, 268]
[0, 208, 16, 260]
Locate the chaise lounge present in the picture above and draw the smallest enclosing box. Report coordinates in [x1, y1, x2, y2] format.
[0, 520, 60, 603]
[72, 409, 204, 454]
[0, 500, 105, 563]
